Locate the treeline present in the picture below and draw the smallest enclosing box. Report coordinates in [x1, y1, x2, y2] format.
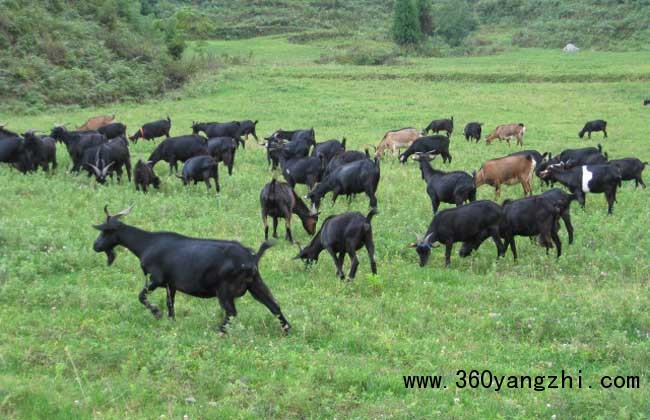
[0, 0, 189, 111]
[393, 0, 650, 51]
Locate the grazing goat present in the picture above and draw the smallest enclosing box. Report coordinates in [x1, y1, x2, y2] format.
[177, 155, 220, 192]
[77, 114, 115, 131]
[92, 205, 290, 335]
[307, 158, 380, 210]
[134, 160, 160, 192]
[464, 122, 482, 142]
[130, 117, 171, 143]
[81, 136, 131, 184]
[645, 99, 650, 106]
[423, 116, 453, 137]
[147, 134, 208, 174]
[260, 179, 319, 242]
[374, 128, 420, 158]
[207, 137, 237, 176]
[295, 209, 378, 280]
[539, 162, 621, 214]
[410, 200, 505, 268]
[98, 122, 127, 140]
[399, 135, 452, 163]
[276, 153, 323, 190]
[485, 123, 526, 146]
[608, 158, 647, 188]
[579, 120, 607, 139]
[414, 153, 476, 214]
[474, 154, 536, 199]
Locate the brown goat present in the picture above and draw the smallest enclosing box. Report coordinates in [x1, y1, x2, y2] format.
[485, 123, 526, 146]
[374, 128, 420, 157]
[474, 154, 536, 199]
[78, 115, 115, 131]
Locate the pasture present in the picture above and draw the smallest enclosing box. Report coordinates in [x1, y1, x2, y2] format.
[1, 37, 649, 418]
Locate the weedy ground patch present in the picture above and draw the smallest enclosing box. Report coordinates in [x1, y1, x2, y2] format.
[1, 38, 649, 418]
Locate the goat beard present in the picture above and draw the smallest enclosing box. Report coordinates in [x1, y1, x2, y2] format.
[105, 248, 116, 266]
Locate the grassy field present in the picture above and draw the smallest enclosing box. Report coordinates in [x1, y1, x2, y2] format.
[1, 37, 649, 418]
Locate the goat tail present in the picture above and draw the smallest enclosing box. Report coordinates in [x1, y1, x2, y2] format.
[366, 207, 378, 223]
[255, 240, 276, 265]
[597, 143, 603, 153]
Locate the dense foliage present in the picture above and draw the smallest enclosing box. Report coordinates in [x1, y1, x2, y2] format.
[0, 0, 188, 111]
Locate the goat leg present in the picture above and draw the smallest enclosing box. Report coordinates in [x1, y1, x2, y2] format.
[166, 286, 176, 318]
[217, 296, 237, 336]
[138, 282, 162, 319]
[248, 275, 291, 334]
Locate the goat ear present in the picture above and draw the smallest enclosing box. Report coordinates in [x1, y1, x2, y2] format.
[408, 242, 418, 248]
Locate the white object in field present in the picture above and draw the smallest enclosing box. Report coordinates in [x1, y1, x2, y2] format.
[563, 43, 580, 53]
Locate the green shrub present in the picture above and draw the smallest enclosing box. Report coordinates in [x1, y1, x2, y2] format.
[433, 0, 478, 47]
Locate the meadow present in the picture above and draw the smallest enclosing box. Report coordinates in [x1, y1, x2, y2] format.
[1, 37, 649, 418]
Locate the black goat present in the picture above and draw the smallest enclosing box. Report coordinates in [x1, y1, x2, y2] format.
[192, 121, 244, 148]
[275, 151, 324, 190]
[324, 149, 369, 177]
[423, 116, 454, 137]
[148, 134, 208, 174]
[0, 127, 35, 173]
[464, 122, 482, 142]
[92, 205, 290, 335]
[238, 119, 259, 141]
[312, 138, 346, 166]
[307, 158, 380, 210]
[177, 155, 220, 193]
[410, 200, 505, 268]
[22, 130, 57, 172]
[280, 128, 316, 160]
[414, 153, 476, 214]
[207, 137, 237, 176]
[134, 160, 161, 192]
[260, 179, 319, 242]
[399, 135, 452, 164]
[540, 162, 621, 214]
[50, 125, 106, 172]
[609, 158, 647, 188]
[645, 99, 650, 106]
[498, 192, 575, 260]
[82, 136, 131, 184]
[295, 209, 378, 280]
[579, 120, 607, 139]
[129, 117, 171, 143]
[98, 122, 127, 140]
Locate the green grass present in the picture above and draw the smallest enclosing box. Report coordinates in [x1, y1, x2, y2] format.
[1, 38, 649, 418]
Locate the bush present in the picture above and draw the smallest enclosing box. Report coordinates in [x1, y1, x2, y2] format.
[433, 0, 478, 47]
[416, 0, 434, 37]
[334, 42, 400, 65]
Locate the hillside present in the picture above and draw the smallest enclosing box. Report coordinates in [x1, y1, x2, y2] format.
[0, 0, 186, 111]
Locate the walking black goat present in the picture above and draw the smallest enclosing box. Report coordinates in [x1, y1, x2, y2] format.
[92, 205, 290, 335]
[413, 153, 476, 214]
[295, 209, 378, 280]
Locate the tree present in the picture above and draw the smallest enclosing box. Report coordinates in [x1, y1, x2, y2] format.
[434, 0, 478, 46]
[416, 0, 434, 37]
[392, 0, 421, 46]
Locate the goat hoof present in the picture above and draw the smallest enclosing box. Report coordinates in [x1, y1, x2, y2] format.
[282, 324, 291, 334]
[219, 331, 228, 338]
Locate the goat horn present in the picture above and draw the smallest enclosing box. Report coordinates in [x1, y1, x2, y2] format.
[412, 231, 422, 242]
[102, 161, 115, 176]
[423, 232, 434, 243]
[87, 163, 101, 176]
[104, 205, 111, 218]
[113, 204, 135, 219]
